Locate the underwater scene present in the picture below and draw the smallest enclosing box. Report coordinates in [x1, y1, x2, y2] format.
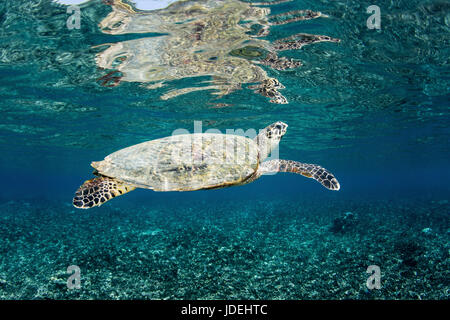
[0, 0, 449, 300]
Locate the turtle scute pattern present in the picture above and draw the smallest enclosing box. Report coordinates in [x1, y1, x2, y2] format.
[93, 134, 260, 192]
[73, 176, 135, 209]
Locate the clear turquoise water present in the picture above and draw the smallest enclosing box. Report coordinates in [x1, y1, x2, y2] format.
[0, 0, 448, 299]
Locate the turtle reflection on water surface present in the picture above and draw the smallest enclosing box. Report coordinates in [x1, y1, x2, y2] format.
[96, 0, 340, 104]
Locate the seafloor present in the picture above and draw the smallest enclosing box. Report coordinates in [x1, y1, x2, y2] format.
[0, 196, 448, 300]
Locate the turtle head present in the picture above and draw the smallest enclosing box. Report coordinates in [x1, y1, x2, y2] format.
[254, 121, 288, 160]
[264, 121, 288, 141]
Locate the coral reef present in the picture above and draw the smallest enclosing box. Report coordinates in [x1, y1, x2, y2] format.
[330, 211, 359, 234]
[0, 197, 447, 299]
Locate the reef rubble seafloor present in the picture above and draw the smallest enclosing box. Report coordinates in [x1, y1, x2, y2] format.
[0, 197, 448, 300]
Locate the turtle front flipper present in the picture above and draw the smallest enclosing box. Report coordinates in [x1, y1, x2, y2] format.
[72, 176, 136, 209]
[259, 159, 340, 190]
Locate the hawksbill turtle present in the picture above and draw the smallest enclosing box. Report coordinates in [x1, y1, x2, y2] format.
[73, 122, 340, 209]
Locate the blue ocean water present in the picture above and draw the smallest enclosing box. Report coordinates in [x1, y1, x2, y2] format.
[0, 0, 448, 299]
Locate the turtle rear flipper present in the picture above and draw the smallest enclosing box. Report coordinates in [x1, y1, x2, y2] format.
[73, 176, 135, 209]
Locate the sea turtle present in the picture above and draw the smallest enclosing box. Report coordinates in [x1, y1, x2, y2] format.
[73, 122, 340, 209]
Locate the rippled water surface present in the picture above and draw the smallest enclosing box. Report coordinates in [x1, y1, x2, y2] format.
[0, 0, 448, 299]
